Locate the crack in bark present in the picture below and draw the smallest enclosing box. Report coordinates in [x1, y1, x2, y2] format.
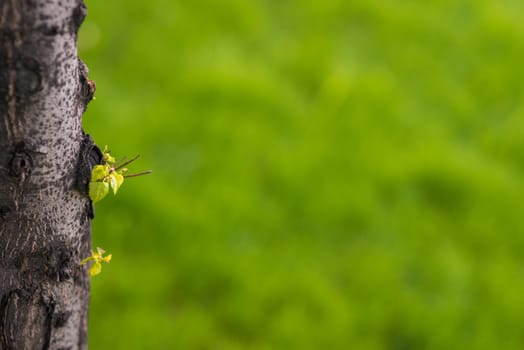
[71, 2, 87, 32]
[0, 205, 11, 221]
[0, 292, 12, 349]
[76, 133, 102, 219]
[3, 28, 16, 141]
[9, 142, 33, 184]
[4, 0, 22, 142]
[42, 289, 56, 350]
[78, 59, 96, 109]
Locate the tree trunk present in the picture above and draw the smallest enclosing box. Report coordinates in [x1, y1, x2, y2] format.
[0, 0, 99, 348]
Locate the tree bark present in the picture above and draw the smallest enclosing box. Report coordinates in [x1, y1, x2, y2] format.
[0, 0, 99, 348]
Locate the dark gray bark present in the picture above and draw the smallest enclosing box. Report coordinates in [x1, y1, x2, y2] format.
[0, 0, 99, 348]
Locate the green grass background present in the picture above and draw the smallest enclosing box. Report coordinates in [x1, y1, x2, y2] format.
[80, 0, 524, 348]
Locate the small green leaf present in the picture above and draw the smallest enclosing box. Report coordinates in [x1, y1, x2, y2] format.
[102, 146, 116, 164]
[91, 165, 108, 182]
[89, 261, 102, 277]
[89, 181, 109, 203]
[105, 154, 116, 164]
[109, 174, 116, 194]
[110, 172, 124, 195]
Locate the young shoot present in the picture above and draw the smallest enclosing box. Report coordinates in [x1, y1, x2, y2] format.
[89, 146, 152, 203]
[80, 247, 112, 277]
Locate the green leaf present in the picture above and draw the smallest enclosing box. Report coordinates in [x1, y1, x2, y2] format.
[102, 146, 116, 164]
[89, 261, 102, 277]
[110, 172, 125, 195]
[89, 181, 109, 203]
[104, 153, 116, 164]
[91, 165, 108, 182]
[96, 247, 106, 256]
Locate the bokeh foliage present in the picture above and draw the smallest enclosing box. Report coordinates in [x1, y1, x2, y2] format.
[80, 0, 524, 348]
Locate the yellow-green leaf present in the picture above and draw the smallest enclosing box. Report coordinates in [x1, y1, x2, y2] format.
[104, 153, 116, 164]
[89, 261, 102, 276]
[110, 172, 124, 195]
[91, 165, 108, 182]
[89, 181, 109, 203]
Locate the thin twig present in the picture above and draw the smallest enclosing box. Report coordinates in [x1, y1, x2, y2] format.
[124, 170, 152, 178]
[114, 154, 141, 170]
[112, 156, 128, 168]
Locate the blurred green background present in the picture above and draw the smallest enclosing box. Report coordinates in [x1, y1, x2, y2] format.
[80, 0, 524, 348]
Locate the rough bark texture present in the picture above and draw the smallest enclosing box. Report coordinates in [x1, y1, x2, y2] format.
[0, 0, 99, 348]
